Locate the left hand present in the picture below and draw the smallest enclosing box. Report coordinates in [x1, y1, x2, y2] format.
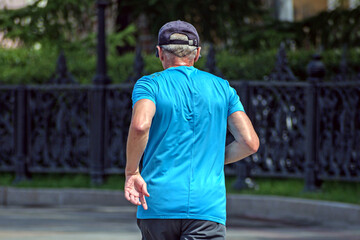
[124, 173, 150, 210]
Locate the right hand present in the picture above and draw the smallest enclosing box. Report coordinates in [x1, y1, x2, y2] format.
[124, 173, 150, 210]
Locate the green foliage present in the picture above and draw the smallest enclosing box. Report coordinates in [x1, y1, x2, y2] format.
[0, 173, 125, 190]
[1, 45, 360, 84]
[119, 0, 267, 44]
[108, 24, 137, 55]
[108, 53, 135, 83]
[0, 0, 268, 51]
[217, 47, 360, 80]
[2, 173, 359, 205]
[217, 50, 278, 80]
[0, 0, 95, 45]
[242, 6, 360, 51]
[234, 21, 297, 51]
[0, 25, 139, 84]
[0, 44, 57, 84]
[300, 7, 360, 49]
[2, 1, 359, 53]
[118, 1, 360, 51]
[143, 54, 163, 75]
[226, 177, 360, 205]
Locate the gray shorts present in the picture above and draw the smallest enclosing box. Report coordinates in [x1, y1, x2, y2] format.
[137, 219, 226, 240]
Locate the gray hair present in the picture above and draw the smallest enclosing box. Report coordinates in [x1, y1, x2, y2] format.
[161, 33, 198, 59]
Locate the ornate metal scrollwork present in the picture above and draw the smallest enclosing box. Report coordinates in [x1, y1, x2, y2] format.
[48, 51, 77, 84]
[318, 84, 360, 180]
[265, 42, 297, 81]
[0, 88, 15, 171]
[28, 87, 89, 172]
[1, 65, 359, 183]
[233, 82, 306, 177]
[105, 85, 133, 172]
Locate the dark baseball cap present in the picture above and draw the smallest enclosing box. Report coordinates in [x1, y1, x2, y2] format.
[157, 20, 200, 47]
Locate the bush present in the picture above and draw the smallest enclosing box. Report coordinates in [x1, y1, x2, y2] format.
[217, 47, 360, 81]
[1, 44, 359, 84]
[232, 7, 360, 51]
[0, 46, 57, 84]
[0, 44, 134, 84]
[217, 50, 277, 80]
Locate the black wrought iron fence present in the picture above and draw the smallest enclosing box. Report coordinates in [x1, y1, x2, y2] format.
[0, 87, 14, 172]
[1, 79, 359, 186]
[1, 38, 360, 190]
[317, 82, 360, 181]
[234, 81, 307, 179]
[27, 85, 90, 173]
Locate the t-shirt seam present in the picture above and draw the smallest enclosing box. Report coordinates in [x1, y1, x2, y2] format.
[187, 75, 195, 216]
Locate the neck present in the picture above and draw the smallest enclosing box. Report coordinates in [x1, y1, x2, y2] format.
[162, 58, 194, 70]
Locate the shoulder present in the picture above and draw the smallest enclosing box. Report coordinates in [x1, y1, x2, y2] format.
[193, 69, 233, 94]
[194, 68, 229, 84]
[135, 71, 166, 88]
[138, 71, 163, 82]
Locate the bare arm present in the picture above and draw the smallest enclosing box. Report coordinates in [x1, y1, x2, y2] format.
[126, 99, 156, 175]
[124, 99, 156, 209]
[225, 111, 259, 165]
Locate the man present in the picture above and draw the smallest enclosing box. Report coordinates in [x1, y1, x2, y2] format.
[125, 20, 259, 240]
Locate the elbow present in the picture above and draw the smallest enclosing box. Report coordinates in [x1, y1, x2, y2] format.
[246, 136, 260, 154]
[131, 120, 151, 134]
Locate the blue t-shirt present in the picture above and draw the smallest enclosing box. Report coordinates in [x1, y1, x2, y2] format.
[132, 66, 244, 225]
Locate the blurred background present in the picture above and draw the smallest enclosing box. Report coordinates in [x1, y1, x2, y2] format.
[0, 0, 360, 83]
[0, 0, 359, 198]
[0, 0, 359, 239]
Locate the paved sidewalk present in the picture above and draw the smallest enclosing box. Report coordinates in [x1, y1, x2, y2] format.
[2, 187, 359, 226]
[0, 206, 359, 240]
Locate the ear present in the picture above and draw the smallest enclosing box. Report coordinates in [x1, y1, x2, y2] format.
[156, 46, 165, 61]
[194, 47, 201, 63]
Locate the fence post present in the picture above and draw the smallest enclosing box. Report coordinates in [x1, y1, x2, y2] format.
[90, 0, 111, 185]
[304, 54, 325, 191]
[14, 85, 28, 182]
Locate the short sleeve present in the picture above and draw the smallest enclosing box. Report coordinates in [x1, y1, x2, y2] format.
[132, 76, 157, 107]
[228, 85, 245, 117]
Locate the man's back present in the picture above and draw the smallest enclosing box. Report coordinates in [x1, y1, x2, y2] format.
[133, 66, 244, 225]
[124, 20, 258, 240]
